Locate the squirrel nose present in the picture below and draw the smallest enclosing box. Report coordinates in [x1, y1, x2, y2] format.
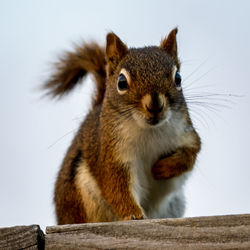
[146, 103, 163, 114]
[143, 93, 165, 114]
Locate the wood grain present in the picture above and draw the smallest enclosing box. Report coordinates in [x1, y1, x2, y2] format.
[0, 225, 44, 250]
[45, 214, 250, 249]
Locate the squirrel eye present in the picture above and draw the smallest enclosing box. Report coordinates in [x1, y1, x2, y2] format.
[117, 73, 128, 93]
[175, 72, 182, 91]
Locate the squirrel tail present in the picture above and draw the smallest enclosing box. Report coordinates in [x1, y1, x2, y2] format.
[43, 42, 106, 106]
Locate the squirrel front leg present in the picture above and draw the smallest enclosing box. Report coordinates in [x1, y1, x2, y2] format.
[98, 162, 145, 221]
[152, 147, 199, 180]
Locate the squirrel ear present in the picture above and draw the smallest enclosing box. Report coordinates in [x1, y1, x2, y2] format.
[160, 28, 178, 61]
[106, 32, 128, 75]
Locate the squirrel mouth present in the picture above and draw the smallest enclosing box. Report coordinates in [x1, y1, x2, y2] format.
[144, 113, 166, 127]
[147, 117, 161, 126]
[146, 109, 172, 127]
[132, 110, 171, 128]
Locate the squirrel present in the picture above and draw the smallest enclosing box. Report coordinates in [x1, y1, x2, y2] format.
[44, 28, 201, 224]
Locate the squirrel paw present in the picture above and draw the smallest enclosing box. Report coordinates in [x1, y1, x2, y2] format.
[122, 214, 146, 221]
[152, 156, 183, 180]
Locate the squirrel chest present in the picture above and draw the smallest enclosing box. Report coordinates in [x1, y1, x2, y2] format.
[115, 111, 195, 218]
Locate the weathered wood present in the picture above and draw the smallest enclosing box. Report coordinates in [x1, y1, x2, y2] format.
[0, 225, 44, 250]
[45, 214, 250, 249]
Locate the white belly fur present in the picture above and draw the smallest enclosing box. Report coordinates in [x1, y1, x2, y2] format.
[116, 111, 195, 218]
[133, 154, 189, 218]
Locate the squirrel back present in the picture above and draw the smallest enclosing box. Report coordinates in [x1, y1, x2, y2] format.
[44, 28, 201, 224]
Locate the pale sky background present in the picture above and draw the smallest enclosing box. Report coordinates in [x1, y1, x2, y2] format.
[0, 0, 249, 231]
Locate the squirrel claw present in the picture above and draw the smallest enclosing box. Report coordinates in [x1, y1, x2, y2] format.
[123, 214, 146, 221]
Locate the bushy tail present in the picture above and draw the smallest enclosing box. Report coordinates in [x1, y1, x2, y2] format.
[43, 42, 106, 106]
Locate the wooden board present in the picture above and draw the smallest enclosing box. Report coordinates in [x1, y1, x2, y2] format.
[0, 225, 44, 250]
[45, 214, 250, 249]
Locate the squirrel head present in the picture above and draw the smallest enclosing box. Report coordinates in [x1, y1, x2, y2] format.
[105, 28, 186, 128]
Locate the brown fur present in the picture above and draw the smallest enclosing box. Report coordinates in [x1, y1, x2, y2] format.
[43, 42, 106, 106]
[44, 29, 201, 224]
